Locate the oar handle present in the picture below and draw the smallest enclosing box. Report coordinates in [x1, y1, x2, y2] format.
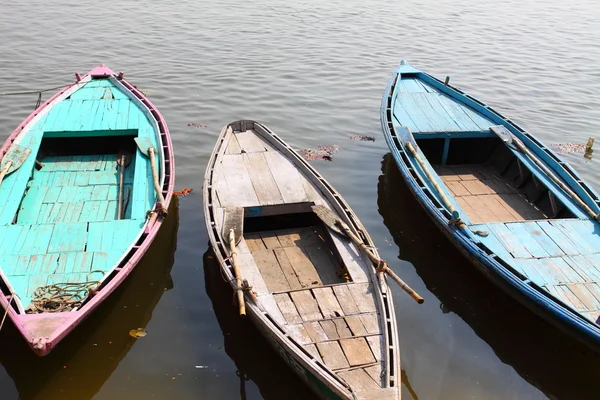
[117, 155, 125, 220]
[229, 229, 246, 316]
[148, 147, 168, 217]
[336, 220, 424, 304]
[380, 264, 424, 304]
[336, 221, 380, 264]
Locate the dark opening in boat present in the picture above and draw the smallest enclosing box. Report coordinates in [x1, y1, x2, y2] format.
[38, 130, 138, 157]
[14, 130, 140, 224]
[416, 136, 576, 221]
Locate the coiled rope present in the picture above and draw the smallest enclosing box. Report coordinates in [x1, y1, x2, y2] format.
[26, 270, 105, 313]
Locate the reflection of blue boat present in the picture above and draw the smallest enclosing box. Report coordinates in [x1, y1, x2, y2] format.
[381, 61, 600, 352]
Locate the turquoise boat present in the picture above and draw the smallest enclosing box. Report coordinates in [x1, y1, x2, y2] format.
[0, 65, 175, 355]
[381, 61, 600, 352]
[1, 197, 179, 400]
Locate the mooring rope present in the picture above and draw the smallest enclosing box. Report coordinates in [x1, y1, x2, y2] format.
[26, 271, 105, 313]
[0, 84, 68, 97]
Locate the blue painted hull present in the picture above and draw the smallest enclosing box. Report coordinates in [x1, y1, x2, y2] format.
[381, 62, 600, 352]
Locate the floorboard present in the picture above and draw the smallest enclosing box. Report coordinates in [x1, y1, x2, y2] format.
[434, 164, 546, 223]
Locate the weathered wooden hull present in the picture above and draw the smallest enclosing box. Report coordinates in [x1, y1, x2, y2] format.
[204, 120, 400, 400]
[381, 61, 600, 352]
[0, 65, 175, 356]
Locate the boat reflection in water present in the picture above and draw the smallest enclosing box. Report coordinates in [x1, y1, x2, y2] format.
[0, 197, 180, 400]
[377, 153, 600, 400]
[203, 249, 314, 400]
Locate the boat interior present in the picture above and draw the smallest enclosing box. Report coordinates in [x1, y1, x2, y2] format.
[210, 123, 396, 398]
[0, 78, 159, 313]
[392, 74, 600, 326]
[417, 135, 575, 223]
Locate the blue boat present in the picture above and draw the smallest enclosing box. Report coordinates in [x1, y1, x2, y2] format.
[381, 61, 600, 351]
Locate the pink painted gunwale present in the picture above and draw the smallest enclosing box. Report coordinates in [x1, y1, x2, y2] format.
[0, 64, 175, 356]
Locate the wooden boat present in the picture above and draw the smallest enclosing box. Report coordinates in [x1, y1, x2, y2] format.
[381, 60, 600, 352]
[203, 120, 400, 400]
[0, 197, 179, 400]
[203, 248, 316, 400]
[0, 65, 175, 356]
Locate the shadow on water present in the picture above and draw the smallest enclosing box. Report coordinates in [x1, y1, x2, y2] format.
[0, 197, 180, 400]
[377, 153, 600, 400]
[203, 248, 315, 400]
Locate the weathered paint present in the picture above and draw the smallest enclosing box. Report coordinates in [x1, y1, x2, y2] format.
[0, 65, 175, 356]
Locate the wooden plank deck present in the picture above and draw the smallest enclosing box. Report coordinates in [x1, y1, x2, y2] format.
[3, 151, 146, 310]
[245, 226, 345, 293]
[434, 164, 547, 223]
[472, 219, 600, 325]
[394, 86, 494, 134]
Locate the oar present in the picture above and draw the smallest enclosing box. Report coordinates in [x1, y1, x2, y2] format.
[222, 207, 258, 316]
[116, 151, 132, 220]
[491, 125, 600, 221]
[0, 144, 32, 186]
[134, 137, 168, 216]
[312, 205, 424, 304]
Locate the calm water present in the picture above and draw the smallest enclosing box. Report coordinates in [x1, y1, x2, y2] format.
[1, 0, 600, 399]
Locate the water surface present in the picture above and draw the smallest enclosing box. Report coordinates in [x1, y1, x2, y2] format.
[1, 0, 599, 399]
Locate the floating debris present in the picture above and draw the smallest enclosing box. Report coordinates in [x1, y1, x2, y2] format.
[549, 143, 587, 154]
[174, 188, 193, 197]
[195, 365, 208, 369]
[585, 137, 595, 160]
[350, 135, 375, 142]
[299, 145, 340, 161]
[550, 137, 595, 160]
[129, 328, 147, 338]
[188, 123, 209, 128]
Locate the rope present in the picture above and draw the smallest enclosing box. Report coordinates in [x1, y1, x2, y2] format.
[0, 294, 15, 332]
[0, 84, 68, 97]
[231, 281, 255, 303]
[26, 271, 104, 313]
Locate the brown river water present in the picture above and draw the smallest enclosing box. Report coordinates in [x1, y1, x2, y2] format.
[1, 0, 600, 398]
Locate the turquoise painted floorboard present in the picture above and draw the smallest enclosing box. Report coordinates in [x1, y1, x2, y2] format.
[0, 74, 160, 312]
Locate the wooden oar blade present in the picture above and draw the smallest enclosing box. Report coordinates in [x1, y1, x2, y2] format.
[311, 205, 344, 236]
[490, 125, 519, 151]
[1, 144, 31, 174]
[222, 207, 244, 246]
[134, 137, 154, 156]
[395, 126, 418, 149]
